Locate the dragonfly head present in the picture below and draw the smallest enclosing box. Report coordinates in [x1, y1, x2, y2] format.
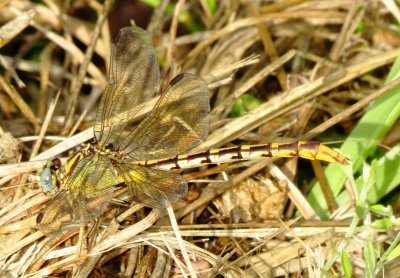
[37, 158, 61, 193]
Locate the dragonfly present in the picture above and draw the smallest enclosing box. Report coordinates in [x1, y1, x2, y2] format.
[36, 26, 349, 235]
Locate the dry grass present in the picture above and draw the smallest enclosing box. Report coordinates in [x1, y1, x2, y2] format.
[0, 0, 399, 277]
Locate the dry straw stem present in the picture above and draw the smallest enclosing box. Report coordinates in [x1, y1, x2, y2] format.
[63, 0, 114, 132]
[0, 9, 34, 48]
[0, 55, 98, 87]
[0, 75, 38, 129]
[166, 204, 197, 278]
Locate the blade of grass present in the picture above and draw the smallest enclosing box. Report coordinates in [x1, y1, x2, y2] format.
[336, 144, 400, 205]
[308, 57, 400, 219]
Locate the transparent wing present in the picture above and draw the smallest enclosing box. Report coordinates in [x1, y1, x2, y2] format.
[118, 73, 210, 160]
[36, 190, 78, 235]
[64, 154, 116, 196]
[37, 154, 118, 234]
[94, 26, 160, 146]
[116, 164, 187, 208]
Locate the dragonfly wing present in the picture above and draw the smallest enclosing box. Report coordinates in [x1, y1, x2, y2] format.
[119, 73, 210, 160]
[94, 26, 160, 146]
[37, 154, 118, 235]
[64, 154, 118, 219]
[116, 164, 187, 208]
[36, 190, 80, 235]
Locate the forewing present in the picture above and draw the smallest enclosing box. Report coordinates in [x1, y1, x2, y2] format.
[116, 164, 187, 208]
[63, 154, 117, 219]
[94, 26, 160, 146]
[118, 73, 210, 160]
[37, 154, 118, 235]
[36, 190, 79, 235]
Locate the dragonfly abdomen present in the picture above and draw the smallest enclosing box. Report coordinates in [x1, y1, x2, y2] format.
[133, 141, 348, 171]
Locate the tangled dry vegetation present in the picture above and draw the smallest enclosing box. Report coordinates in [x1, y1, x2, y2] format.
[0, 0, 399, 277]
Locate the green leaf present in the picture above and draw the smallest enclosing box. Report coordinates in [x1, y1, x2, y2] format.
[364, 236, 377, 278]
[356, 20, 366, 34]
[371, 218, 393, 230]
[308, 52, 400, 218]
[341, 249, 352, 278]
[387, 244, 400, 262]
[335, 144, 400, 207]
[374, 231, 400, 275]
[206, 0, 217, 15]
[229, 94, 261, 117]
[355, 204, 369, 219]
[139, 1, 202, 32]
[140, 0, 160, 8]
[179, 11, 201, 33]
[370, 204, 393, 217]
[309, 127, 400, 220]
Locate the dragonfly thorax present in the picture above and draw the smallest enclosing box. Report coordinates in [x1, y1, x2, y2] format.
[86, 142, 126, 162]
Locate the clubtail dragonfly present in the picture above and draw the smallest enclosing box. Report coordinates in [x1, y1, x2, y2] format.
[37, 26, 348, 235]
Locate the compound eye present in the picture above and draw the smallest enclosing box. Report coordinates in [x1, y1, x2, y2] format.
[37, 167, 56, 193]
[37, 158, 62, 193]
[50, 158, 61, 170]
